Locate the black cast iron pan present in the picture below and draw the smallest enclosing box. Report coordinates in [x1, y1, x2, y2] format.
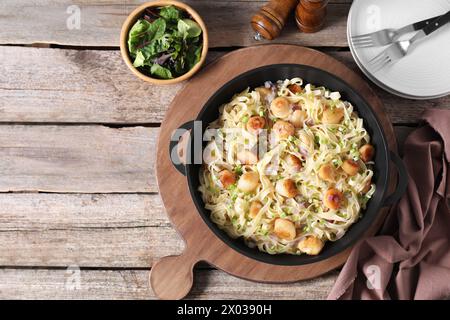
[169, 64, 408, 266]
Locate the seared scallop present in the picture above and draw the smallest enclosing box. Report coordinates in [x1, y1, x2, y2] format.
[249, 200, 263, 219]
[270, 97, 291, 118]
[275, 179, 298, 198]
[297, 236, 324, 255]
[298, 130, 313, 153]
[288, 84, 303, 94]
[255, 87, 273, 104]
[274, 218, 296, 241]
[237, 150, 258, 165]
[318, 164, 335, 182]
[272, 120, 295, 141]
[246, 116, 266, 135]
[290, 109, 307, 128]
[218, 170, 236, 189]
[362, 179, 372, 194]
[285, 154, 302, 172]
[341, 159, 359, 176]
[359, 144, 375, 163]
[322, 107, 344, 124]
[323, 188, 343, 210]
[237, 171, 260, 193]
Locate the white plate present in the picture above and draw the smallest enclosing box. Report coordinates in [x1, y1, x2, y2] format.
[348, 0, 450, 99]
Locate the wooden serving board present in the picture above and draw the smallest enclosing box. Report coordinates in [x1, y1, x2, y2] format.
[151, 44, 398, 300]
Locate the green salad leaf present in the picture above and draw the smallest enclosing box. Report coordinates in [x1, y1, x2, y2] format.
[151, 64, 173, 79]
[177, 19, 202, 38]
[159, 5, 181, 21]
[132, 51, 146, 68]
[127, 5, 203, 80]
[186, 45, 202, 70]
[128, 19, 151, 55]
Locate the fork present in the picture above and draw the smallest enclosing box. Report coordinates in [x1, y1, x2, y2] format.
[369, 11, 450, 72]
[351, 14, 443, 48]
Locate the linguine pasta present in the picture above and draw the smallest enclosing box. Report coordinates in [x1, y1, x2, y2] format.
[198, 78, 376, 255]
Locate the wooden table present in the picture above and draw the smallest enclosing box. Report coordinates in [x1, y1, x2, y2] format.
[0, 0, 448, 300]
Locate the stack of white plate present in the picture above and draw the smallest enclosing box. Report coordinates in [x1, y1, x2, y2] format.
[347, 0, 450, 99]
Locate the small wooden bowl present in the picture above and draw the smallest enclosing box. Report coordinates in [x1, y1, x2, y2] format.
[120, 0, 209, 85]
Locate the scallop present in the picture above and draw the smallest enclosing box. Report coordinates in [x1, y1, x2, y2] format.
[237, 171, 260, 193]
[359, 144, 375, 163]
[318, 164, 335, 182]
[274, 218, 296, 241]
[322, 107, 344, 124]
[298, 130, 314, 150]
[341, 159, 359, 176]
[323, 188, 343, 210]
[362, 179, 372, 194]
[218, 170, 236, 189]
[249, 200, 263, 219]
[270, 97, 291, 118]
[288, 84, 303, 94]
[290, 109, 307, 128]
[272, 120, 295, 140]
[237, 150, 258, 165]
[297, 236, 324, 255]
[275, 179, 298, 198]
[255, 87, 273, 105]
[246, 116, 266, 135]
[285, 154, 302, 172]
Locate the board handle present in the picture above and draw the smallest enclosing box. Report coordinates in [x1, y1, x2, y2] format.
[382, 151, 408, 206]
[150, 251, 200, 300]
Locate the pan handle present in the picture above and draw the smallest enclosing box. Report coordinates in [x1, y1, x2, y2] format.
[382, 151, 408, 207]
[169, 120, 195, 176]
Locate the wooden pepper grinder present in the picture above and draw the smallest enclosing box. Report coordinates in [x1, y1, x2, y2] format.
[251, 0, 299, 40]
[295, 0, 329, 33]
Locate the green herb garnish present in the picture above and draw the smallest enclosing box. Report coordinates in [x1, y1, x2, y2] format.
[234, 165, 243, 175]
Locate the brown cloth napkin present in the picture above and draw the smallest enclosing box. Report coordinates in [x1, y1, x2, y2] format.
[328, 108, 450, 300]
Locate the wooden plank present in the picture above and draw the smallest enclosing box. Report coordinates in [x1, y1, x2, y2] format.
[0, 227, 183, 268]
[0, 193, 181, 267]
[0, 268, 338, 300]
[0, 46, 179, 124]
[1, 46, 448, 125]
[0, 193, 169, 230]
[0, 1, 350, 47]
[0, 125, 157, 193]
